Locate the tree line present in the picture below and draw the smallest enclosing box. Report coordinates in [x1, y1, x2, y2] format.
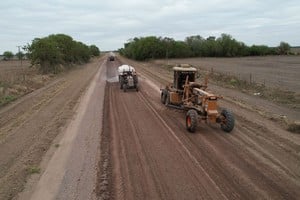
[119, 33, 291, 60]
[2, 34, 100, 74]
[2, 51, 24, 60]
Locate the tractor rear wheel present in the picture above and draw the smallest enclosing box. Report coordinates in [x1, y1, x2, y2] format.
[186, 109, 198, 133]
[220, 109, 235, 132]
[119, 77, 124, 89]
[123, 84, 127, 92]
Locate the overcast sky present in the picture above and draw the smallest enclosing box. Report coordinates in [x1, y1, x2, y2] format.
[1, 0, 300, 53]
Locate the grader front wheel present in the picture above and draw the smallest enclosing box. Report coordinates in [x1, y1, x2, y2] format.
[220, 109, 235, 132]
[186, 109, 198, 133]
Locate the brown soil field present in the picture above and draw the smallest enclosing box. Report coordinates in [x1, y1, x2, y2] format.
[0, 55, 299, 200]
[145, 56, 300, 126]
[154, 56, 300, 94]
[0, 60, 32, 84]
[0, 60, 55, 107]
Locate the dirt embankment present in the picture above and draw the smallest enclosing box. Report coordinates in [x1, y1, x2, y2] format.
[0, 57, 105, 200]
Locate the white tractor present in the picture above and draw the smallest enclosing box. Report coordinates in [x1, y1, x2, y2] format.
[118, 65, 139, 92]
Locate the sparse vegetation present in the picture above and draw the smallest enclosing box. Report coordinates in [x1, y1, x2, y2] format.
[0, 95, 17, 107]
[27, 166, 41, 174]
[3, 51, 14, 60]
[278, 41, 291, 55]
[205, 70, 299, 108]
[16, 51, 25, 60]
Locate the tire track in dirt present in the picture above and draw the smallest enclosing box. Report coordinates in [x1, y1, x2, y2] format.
[100, 60, 230, 199]
[138, 84, 259, 199]
[136, 78, 300, 199]
[104, 83, 228, 199]
[115, 56, 300, 199]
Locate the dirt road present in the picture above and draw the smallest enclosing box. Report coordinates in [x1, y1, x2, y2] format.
[1, 55, 299, 199]
[98, 58, 300, 199]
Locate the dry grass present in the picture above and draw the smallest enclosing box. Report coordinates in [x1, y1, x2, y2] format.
[27, 166, 41, 174]
[201, 69, 300, 109]
[0, 60, 53, 107]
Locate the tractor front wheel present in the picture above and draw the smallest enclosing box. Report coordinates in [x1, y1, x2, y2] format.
[186, 109, 198, 133]
[220, 109, 235, 132]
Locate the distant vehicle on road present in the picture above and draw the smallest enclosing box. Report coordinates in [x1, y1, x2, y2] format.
[108, 52, 115, 61]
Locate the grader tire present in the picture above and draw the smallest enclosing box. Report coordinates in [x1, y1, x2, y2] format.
[186, 109, 198, 133]
[161, 90, 166, 104]
[165, 92, 170, 106]
[220, 109, 235, 132]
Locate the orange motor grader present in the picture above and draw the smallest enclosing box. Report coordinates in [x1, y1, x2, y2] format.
[160, 65, 234, 133]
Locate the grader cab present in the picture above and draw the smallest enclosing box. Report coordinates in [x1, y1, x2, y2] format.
[160, 64, 234, 133]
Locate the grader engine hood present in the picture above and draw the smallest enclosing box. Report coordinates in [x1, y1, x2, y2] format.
[193, 88, 219, 119]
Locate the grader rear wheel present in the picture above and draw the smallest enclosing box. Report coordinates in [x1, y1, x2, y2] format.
[186, 109, 198, 133]
[161, 90, 167, 104]
[165, 92, 170, 106]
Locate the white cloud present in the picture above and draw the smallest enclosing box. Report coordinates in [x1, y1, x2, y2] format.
[0, 0, 299, 53]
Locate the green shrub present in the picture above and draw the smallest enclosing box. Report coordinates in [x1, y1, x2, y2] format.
[24, 34, 100, 73]
[3, 51, 14, 60]
[27, 166, 41, 174]
[0, 95, 16, 106]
